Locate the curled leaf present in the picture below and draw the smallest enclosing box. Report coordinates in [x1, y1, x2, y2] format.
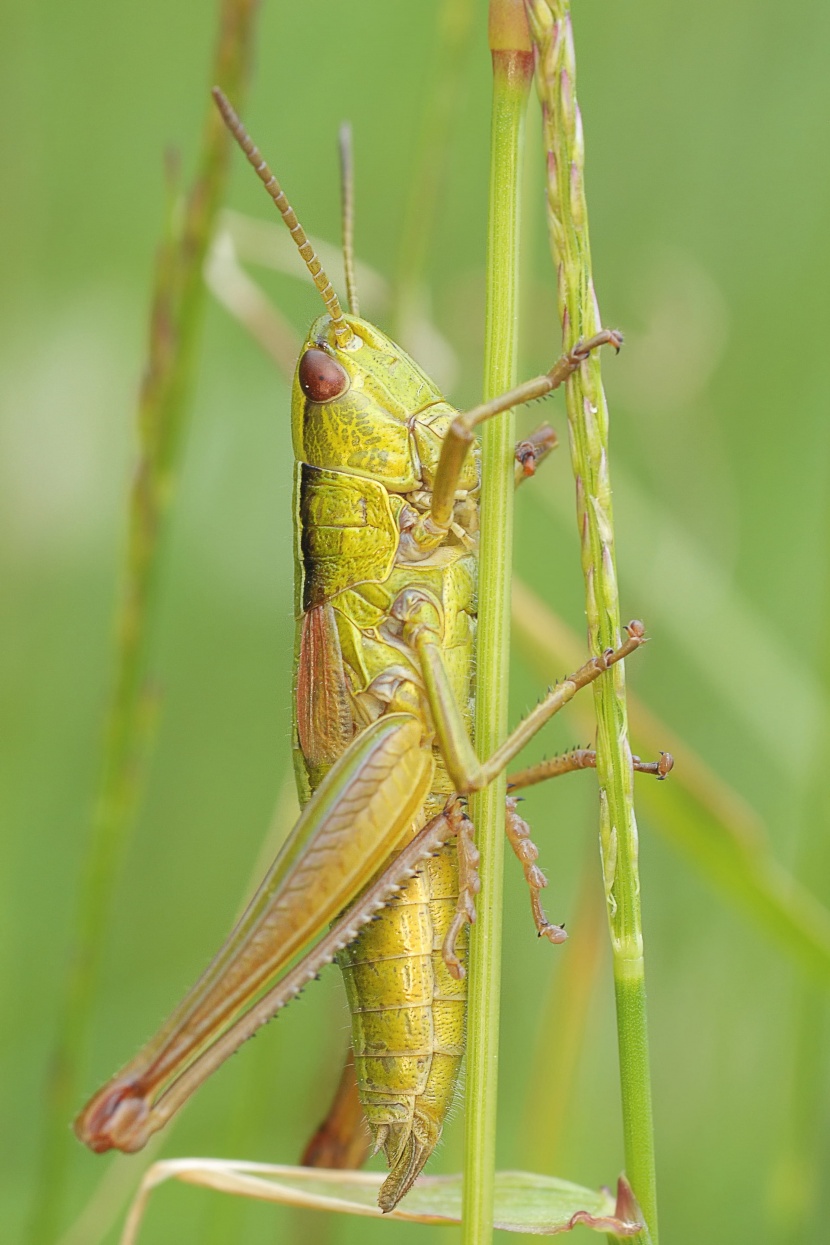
[122, 1162, 643, 1244]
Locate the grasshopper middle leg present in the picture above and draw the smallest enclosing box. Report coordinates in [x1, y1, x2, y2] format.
[441, 740, 673, 973]
[399, 599, 647, 796]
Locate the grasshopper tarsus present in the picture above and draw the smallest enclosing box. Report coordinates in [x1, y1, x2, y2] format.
[514, 423, 558, 480]
[543, 327, 624, 391]
[505, 797, 568, 945]
[574, 327, 624, 359]
[631, 751, 675, 780]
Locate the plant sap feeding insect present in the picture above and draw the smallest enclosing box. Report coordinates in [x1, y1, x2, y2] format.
[74, 88, 670, 1215]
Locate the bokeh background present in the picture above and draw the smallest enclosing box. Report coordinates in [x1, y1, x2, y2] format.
[4, 1, 830, 1243]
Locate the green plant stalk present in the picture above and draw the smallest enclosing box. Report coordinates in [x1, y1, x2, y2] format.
[462, 5, 532, 1243]
[27, 5, 260, 1243]
[523, 3, 658, 1239]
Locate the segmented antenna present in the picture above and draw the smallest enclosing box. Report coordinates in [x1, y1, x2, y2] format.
[338, 123, 360, 317]
[212, 87, 355, 349]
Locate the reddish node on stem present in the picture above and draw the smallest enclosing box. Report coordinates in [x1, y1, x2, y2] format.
[614, 1174, 644, 1228]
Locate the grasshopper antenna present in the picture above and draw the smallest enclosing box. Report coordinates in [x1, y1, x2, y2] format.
[338, 122, 360, 317]
[212, 87, 356, 350]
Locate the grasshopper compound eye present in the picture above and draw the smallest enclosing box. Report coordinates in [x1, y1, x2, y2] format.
[299, 348, 350, 402]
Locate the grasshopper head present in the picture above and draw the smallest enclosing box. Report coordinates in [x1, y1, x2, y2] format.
[292, 314, 446, 491]
[209, 91, 451, 490]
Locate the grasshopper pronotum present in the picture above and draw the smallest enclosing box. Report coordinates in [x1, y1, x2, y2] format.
[75, 88, 670, 1220]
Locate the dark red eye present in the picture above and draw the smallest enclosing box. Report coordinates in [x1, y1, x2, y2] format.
[298, 348, 349, 402]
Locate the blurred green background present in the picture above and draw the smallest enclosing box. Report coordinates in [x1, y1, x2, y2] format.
[4, 1, 830, 1243]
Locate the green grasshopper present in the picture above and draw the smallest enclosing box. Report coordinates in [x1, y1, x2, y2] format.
[75, 88, 670, 1215]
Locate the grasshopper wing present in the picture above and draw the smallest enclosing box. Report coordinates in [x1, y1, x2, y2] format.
[76, 712, 433, 1154]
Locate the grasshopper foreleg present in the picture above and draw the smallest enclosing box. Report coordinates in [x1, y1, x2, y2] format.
[407, 329, 622, 554]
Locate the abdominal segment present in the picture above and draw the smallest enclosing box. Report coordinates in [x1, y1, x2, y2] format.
[337, 821, 466, 1211]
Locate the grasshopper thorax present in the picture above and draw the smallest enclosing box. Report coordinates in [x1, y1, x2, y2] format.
[291, 314, 450, 493]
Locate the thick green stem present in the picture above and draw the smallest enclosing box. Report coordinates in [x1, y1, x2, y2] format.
[462, 6, 532, 1244]
[524, 3, 658, 1239]
[27, 5, 259, 1242]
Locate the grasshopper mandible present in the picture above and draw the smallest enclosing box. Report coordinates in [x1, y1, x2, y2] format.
[75, 88, 669, 1213]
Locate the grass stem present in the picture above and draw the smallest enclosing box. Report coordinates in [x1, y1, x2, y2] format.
[27, 5, 260, 1241]
[523, 3, 658, 1238]
[462, 5, 532, 1244]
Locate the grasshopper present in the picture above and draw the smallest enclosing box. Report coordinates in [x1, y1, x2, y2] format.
[75, 88, 670, 1215]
